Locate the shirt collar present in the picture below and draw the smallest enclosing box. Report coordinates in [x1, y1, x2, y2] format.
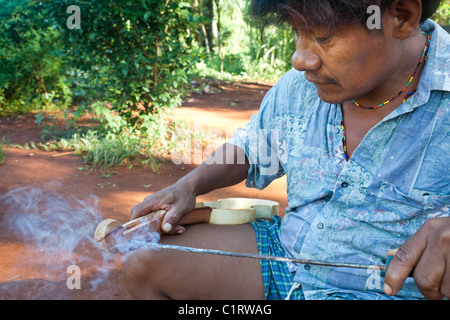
[387, 19, 450, 117]
[415, 20, 450, 95]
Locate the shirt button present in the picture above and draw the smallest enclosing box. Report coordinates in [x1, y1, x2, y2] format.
[304, 264, 311, 270]
[317, 222, 324, 229]
[341, 181, 349, 188]
[334, 127, 340, 134]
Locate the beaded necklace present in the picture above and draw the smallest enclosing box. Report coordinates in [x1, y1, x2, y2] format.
[341, 33, 431, 161]
[353, 32, 431, 110]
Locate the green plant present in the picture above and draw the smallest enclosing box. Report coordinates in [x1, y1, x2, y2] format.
[46, 0, 204, 127]
[0, 136, 8, 165]
[0, 1, 72, 116]
[82, 131, 142, 170]
[432, 1, 450, 26]
[187, 0, 295, 81]
[240, 43, 290, 81]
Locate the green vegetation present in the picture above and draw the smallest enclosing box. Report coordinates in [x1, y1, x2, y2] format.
[0, 0, 449, 170]
[432, 1, 450, 26]
[0, 136, 7, 165]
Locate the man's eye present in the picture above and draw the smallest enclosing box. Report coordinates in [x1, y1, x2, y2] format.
[316, 36, 331, 44]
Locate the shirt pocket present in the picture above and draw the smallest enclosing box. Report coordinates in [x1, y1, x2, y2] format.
[373, 181, 448, 221]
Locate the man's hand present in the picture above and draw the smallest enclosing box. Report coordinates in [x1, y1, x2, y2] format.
[384, 216, 450, 299]
[130, 143, 248, 235]
[130, 182, 197, 235]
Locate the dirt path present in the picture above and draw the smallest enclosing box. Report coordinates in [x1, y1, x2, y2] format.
[0, 82, 288, 299]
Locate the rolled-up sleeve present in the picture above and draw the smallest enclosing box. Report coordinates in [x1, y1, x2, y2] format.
[227, 84, 285, 190]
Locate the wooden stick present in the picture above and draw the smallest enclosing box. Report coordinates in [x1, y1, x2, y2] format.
[52, 151, 78, 158]
[134, 241, 386, 271]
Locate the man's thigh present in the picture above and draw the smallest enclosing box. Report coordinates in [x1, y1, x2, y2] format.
[125, 222, 265, 299]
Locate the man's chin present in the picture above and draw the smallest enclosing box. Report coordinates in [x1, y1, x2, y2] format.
[315, 89, 345, 105]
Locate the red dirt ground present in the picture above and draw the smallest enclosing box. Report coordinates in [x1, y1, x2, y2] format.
[0, 82, 288, 300]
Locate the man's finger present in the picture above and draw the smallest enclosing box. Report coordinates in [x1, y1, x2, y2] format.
[130, 197, 162, 220]
[384, 234, 425, 296]
[440, 267, 450, 299]
[161, 206, 183, 234]
[413, 250, 445, 300]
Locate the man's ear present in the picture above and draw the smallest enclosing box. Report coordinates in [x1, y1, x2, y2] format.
[386, 0, 422, 40]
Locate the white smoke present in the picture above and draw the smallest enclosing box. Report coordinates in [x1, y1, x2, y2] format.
[2, 185, 101, 254]
[0, 183, 127, 299]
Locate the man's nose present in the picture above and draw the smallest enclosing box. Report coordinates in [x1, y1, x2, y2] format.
[292, 46, 321, 72]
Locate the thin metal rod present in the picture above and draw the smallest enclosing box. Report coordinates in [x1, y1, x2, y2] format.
[137, 241, 386, 271]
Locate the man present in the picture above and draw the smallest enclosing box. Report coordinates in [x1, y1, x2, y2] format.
[124, 0, 449, 300]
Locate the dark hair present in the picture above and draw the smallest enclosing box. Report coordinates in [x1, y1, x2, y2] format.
[251, 0, 442, 32]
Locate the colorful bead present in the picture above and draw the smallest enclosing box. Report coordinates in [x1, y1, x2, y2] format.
[352, 34, 431, 110]
[344, 34, 431, 161]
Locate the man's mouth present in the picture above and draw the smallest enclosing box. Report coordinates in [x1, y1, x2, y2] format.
[305, 73, 337, 85]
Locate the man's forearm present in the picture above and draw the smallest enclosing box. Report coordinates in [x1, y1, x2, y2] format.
[176, 143, 250, 197]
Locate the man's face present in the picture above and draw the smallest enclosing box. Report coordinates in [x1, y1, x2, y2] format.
[291, 23, 400, 104]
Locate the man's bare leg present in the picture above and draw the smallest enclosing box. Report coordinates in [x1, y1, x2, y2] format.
[123, 223, 265, 299]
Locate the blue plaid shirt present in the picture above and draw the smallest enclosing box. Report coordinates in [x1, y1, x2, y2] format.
[229, 20, 449, 300]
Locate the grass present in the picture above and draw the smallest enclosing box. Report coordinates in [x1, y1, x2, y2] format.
[0, 136, 8, 165]
[24, 109, 223, 172]
[6, 79, 226, 172]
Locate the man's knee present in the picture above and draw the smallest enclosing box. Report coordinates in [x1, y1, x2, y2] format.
[123, 248, 166, 297]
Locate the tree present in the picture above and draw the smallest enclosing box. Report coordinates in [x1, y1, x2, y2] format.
[195, 0, 214, 54]
[0, 0, 72, 116]
[48, 0, 204, 127]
